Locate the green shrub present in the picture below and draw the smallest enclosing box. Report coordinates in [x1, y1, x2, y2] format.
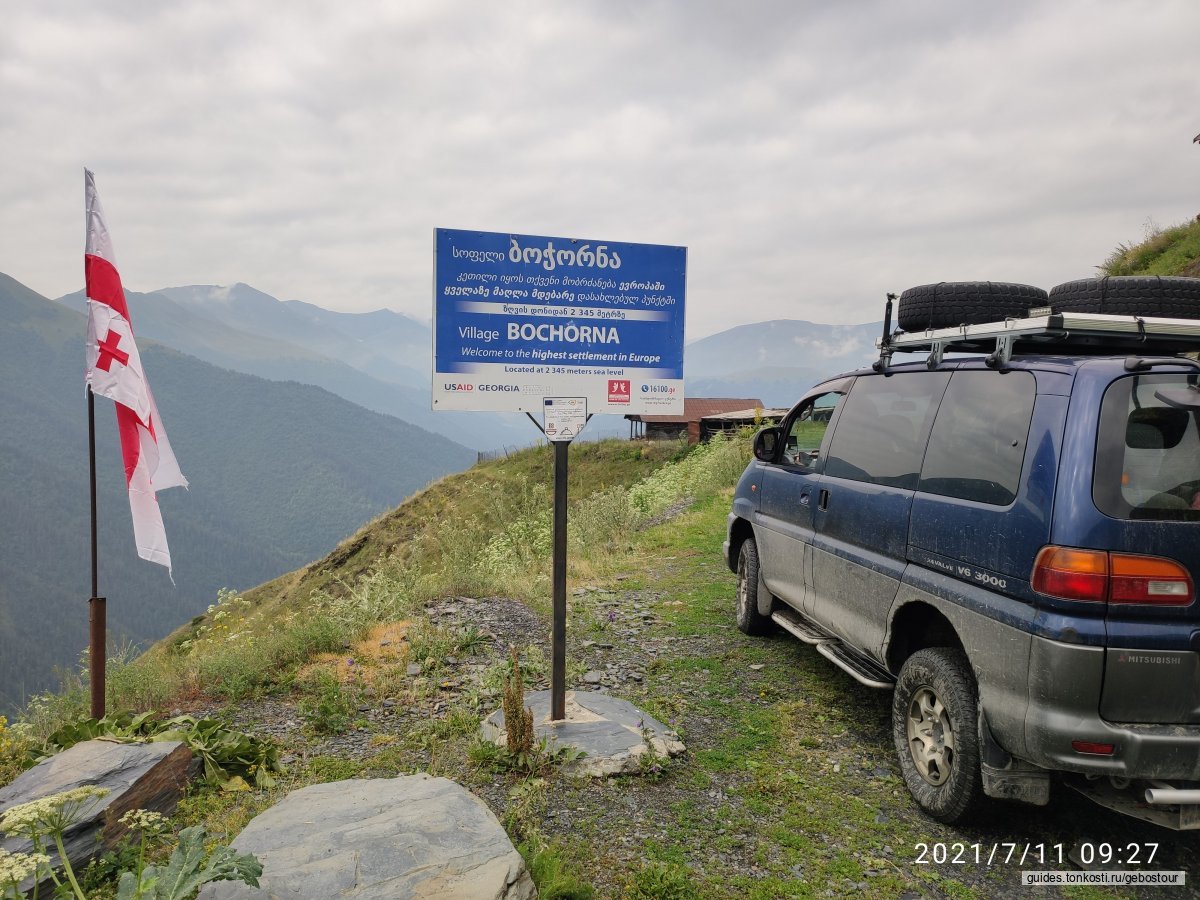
[628, 434, 750, 519]
[520, 836, 595, 900]
[0, 716, 34, 788]
[570, 485, 638, 556]
[1101, 219, 1200, 276]
[305, 755, 364, 782]
[296, 670, 355, 735]
[625, 862, 700, 900]
[192, 645, 267, 701]
[320, 564, 424, 632]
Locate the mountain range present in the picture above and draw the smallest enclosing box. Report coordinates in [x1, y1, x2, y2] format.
[57, 282, 882, 434]
[684, 319, 883, 407]
[0, 273, 476, 712]
[54, 283, 546, 453]
[2, 267, 881, 713]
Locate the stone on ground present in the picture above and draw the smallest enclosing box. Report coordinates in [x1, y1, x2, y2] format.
[198, 775, 535, 899]
[481, 689, 685, 777]
[0, 739, 194, 891]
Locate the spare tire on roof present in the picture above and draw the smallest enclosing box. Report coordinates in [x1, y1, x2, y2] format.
[896, 282, 1048, 332]
[1048, 276, 1200, 319]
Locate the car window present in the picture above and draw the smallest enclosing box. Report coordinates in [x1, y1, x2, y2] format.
[919, 371, 1035, 506]
[824, 372, 950, 489]
[780, 390, 844, 471]
[1095, 373, 1200, 521]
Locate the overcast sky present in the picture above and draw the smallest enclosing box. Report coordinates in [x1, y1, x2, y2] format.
[3, 0, 1198, 339]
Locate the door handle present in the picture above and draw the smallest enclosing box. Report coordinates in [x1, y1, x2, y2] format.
[818, 489, 829, 511]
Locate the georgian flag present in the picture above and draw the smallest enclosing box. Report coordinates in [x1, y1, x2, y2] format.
[84, 169, 187, 576]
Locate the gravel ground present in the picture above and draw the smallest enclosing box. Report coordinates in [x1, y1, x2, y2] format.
[184, 579, 1200, 898]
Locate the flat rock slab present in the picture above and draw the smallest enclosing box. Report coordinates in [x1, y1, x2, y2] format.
[199, 775, 534, 900]
[481, 690, 685, 777]
[0, 739, 194, 892]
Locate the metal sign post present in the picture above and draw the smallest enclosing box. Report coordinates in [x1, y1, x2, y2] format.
[551, 438, 569, 721]
[544, 397, 585, 720]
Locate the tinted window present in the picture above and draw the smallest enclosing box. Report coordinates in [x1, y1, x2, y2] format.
[919, 371, 1035, 506]
[1095, 374, 1200, 521]
[780, 390, 844, 472]
[825, 372, 950, 489]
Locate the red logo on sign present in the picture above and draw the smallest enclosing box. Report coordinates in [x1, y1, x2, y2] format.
[608, 379, 631, 403]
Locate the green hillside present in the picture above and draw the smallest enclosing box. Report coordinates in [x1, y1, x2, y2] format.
[1100, 217, 1200, 276]
[0, 273, 476, 712]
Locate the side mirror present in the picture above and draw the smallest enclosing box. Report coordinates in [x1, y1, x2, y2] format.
[753, 426, 781, 462]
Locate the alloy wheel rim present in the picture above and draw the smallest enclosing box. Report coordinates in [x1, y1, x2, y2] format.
[736, 557, 749, 616]
[906, 685, 955, 786]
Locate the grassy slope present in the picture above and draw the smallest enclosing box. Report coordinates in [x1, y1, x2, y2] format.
[143, 475, 1192, 900]
[106, 434, 1194, 899]
[1100, 217, 1200, 276]
[173, 439, 684, 632]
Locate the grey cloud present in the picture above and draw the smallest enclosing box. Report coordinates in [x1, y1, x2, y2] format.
[1, 0, 1197, 338]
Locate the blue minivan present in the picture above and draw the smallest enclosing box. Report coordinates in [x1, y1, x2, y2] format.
[724, 277, 1200, 826]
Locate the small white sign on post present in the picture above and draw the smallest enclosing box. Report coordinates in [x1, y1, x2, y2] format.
[543, 397, 586, 442]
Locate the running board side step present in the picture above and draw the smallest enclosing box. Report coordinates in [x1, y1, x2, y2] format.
[771, 608, 836, 644]
[771, 608, 896, 689]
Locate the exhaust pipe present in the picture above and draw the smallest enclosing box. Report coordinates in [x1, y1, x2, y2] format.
[1144, 787, 1200, 805]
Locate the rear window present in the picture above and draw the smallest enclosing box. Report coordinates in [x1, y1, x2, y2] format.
[1094, 373, 1200, 521]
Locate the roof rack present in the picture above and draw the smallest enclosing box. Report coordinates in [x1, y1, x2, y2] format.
[875, 311, 1200, 371]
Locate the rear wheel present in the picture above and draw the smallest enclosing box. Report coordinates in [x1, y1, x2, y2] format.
[892, 647, 985, 823]
[735, 539, 773, 635]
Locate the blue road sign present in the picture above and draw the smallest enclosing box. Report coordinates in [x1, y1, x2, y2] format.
[433, 228, 686, 414]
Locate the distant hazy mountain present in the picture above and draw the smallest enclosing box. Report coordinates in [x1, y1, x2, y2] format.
[57, 282, 883, 442]
[0, 272, 476, 713]
[155, 284, 430, 388]
[684, 320, 883, 407]
[56, 284, 624, 450]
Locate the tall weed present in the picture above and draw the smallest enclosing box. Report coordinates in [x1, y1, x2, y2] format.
[628, 434, 750, 519]
[569, 485, 638, 557]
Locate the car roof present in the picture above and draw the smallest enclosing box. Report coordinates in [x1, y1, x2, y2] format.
[829, 353, 1199, 382]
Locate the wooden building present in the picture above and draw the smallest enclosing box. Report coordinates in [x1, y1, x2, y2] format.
[698, 407, 790, 440]
[625, 397, 764, 444]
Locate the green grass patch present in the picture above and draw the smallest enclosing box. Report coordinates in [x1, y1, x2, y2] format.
[1101, 218, 1200, 277]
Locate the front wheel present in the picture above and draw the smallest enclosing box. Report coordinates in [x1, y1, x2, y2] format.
[735, 539, 773, 635]
[892, 647, 985, 823]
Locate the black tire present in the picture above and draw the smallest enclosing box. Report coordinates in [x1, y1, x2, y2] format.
[1048, 276, 1200, 319]
[735, 539, 773, 636]
[892, 647, 985, 823]
[896, 282, 1048, 332]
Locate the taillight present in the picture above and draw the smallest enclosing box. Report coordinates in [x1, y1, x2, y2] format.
[1032, 547, 1107, 602]
[1109, 553, 1193, 605]
[1032, 547, 1194, 605]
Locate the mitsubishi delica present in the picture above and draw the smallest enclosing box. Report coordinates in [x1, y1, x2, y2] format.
[723, 277, 1200, 827]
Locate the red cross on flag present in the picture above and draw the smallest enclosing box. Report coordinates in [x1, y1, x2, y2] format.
[84, 169, 187, 576]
